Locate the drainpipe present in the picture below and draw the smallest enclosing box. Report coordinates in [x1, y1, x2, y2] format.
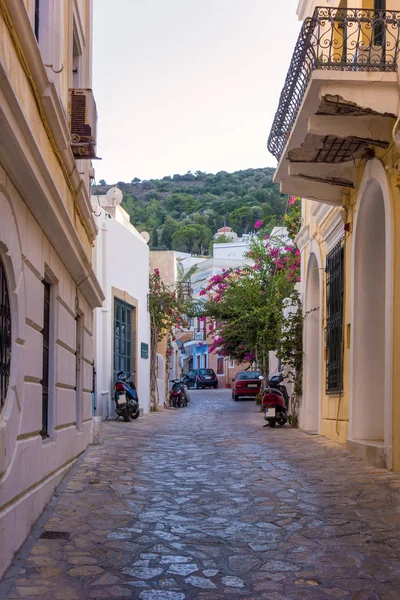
[100, 214, 110, 418]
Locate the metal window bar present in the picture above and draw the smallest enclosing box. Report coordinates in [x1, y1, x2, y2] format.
[374, 0, 386, 46]
[92, 361, 96, 415]
[0, 261, 11, 411]
[34, 0, 40, 41]
[325, 240, 344, 394]
[41, 281, 50, 437]
[114, 299, 133, 381]
[267, 6, 400, 162]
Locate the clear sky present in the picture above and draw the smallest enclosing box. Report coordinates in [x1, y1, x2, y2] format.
[92, 0, 301, 183]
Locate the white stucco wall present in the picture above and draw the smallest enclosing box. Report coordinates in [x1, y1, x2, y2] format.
[213, 241, 250, 260]
[93, 204, 151, 417]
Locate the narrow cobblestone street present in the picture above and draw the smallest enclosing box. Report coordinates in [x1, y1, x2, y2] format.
[2, 390, 400, 599]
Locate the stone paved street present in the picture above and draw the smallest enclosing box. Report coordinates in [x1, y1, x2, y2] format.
[2, 390, 400, 599]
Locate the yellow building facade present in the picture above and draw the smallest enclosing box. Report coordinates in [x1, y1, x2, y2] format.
[270, 0, 400, 470]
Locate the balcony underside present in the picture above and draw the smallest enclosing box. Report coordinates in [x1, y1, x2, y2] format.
[275, 72, 397, 205]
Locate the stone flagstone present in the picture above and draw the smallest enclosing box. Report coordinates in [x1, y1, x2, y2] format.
[0, 389, 398, 599]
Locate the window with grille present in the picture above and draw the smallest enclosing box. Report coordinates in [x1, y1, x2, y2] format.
[0, 261, 11, 412]
[75, 314, 83, 429]
[326, 240, 344, 394]
[34, 0, 40, 41]
[41, 281, 51, 437]
[114, 299, 133, 380]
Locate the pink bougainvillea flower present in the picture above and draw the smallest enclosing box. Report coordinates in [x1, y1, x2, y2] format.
[289, 196, 296, 205]
[254, 219, 263, 229]
[199, 289, 206, 296]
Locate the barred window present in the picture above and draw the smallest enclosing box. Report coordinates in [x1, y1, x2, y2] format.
[41, 281, 51, 438]
[326, 240, 344, 394]
[0, 261, 11, 411]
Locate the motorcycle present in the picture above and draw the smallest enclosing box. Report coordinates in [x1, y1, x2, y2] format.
[260, 373, 288, 428]
[169, 379, 189, 408]
[114, 371, 140, 422]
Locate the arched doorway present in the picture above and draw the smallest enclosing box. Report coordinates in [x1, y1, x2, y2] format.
[352, 180, 386, 443]
[302, 252, 320, 432]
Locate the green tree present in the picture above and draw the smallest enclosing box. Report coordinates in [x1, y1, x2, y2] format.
[151, 228, 159, 248]
[171, 225, 212, 254]
[229, 206, 253, 235]
[93, 167, 288, 250]
[160, 216, 180, 248]
[213, 234, 231, 244]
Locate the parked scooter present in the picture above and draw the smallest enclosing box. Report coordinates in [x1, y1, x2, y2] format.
[169, 379, 189, 408]
[260, 373, 288, 428]
[114, 371, 140, 422]
[269, 374, 289, 409]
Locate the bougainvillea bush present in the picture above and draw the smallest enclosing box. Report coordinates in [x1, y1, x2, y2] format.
[284, 196, 301, 239]
[201, 220, 301, 377]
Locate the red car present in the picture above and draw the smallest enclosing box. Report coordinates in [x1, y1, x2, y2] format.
[232, 371, 263, 401]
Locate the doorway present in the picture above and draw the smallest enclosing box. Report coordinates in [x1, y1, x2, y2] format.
[303, 253, 321, 432]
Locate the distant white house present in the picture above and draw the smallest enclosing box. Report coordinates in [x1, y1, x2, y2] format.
[213, 226, 291, 260]
[92, 195, 151, 418]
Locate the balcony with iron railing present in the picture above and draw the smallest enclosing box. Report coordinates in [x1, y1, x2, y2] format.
[268, 7, 400, 204]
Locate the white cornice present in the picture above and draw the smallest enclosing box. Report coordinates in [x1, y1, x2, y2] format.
[311, 202, 332, 226]
[295, 224, 310, 252]
[321, 208, 346, 249]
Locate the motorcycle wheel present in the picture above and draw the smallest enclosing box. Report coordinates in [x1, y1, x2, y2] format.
[131, 409, 140, 419]
[269, 418, 276, 428]
[278, 418, 286, 427]
[122, 407, 130, 422]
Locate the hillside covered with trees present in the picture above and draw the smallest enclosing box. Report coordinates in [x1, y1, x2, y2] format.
[93, 168, 288, 253]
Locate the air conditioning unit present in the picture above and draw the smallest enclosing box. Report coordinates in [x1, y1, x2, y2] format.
[68, 89, 98, 159]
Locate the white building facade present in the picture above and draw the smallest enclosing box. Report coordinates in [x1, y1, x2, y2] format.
[93, 200, 151, 418]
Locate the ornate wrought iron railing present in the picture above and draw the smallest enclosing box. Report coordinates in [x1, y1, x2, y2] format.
[268, 7, 400, 162]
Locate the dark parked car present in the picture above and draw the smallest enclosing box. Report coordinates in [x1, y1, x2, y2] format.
[232, 370, 263, 401]
[183, 368, 218, 389]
